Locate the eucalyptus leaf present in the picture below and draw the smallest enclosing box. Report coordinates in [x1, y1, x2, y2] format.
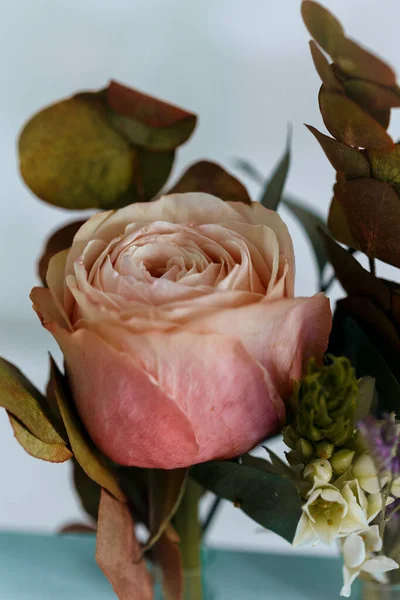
[8, 413, 72, 463]
[259, 130, 291, 210]
[191, 460, 301, 543]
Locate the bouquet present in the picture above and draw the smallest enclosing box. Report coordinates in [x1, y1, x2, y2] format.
[3, 2, 400, 598]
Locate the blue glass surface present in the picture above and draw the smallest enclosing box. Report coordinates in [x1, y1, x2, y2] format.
[0, 532, 361, 599]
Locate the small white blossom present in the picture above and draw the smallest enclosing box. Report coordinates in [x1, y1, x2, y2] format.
[340, 526, 398, 597]
[352, 454, 386, 494]
[303, 458, 333, 484]
[339, 480, 368, 536]
[293, 483, 347, 546]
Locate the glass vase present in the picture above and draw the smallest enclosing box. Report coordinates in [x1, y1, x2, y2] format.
[362, 581, 400, 599]
[154, 548, 216, 600]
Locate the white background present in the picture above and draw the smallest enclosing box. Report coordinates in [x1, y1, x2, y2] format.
[1, 0, 399, 554]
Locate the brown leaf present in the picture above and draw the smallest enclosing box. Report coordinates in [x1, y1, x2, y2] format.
[320, 231, 391, 312]
[335, 179, 400, 267]
[368, 145, 400, 195]
[344, 80, 400, 115]
[0, 358, 66, 444]
[169, 160, 252, 204]
[319, 88, 393, 149]
[106, 80, 197, 151]
[73, 459, 101, 521]
[50, 356, 126, 502]
[301, 1, 345, 56]
[96, 489, 153, 600]
[154, 526, 183, 600]
[306, 125, 370, 179]
[59, 522, 96, 534]
[143, 469, 187, 554]
[38, 220, 85, 285]
[8, 413, 72, 463]
[328, 197, 360, 249]
[309, 41, 343, 93]
[335, 38, 396, 87]
[19, 92, 136, 210]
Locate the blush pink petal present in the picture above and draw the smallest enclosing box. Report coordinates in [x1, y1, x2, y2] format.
[50, 323, 285, 468]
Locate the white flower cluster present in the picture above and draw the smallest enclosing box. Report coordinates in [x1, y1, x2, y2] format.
[293, 454, 399, 597]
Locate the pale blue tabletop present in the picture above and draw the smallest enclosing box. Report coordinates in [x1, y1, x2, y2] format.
[0, 532, 361, 599]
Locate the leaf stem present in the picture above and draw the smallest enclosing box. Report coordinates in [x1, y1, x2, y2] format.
[202, 496, 222, 536]
[369, 257, 376, 276]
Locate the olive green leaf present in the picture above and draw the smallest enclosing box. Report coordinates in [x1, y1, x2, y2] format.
[191, 460, 301, 543]
[344, 81, 400, 116]
[96, 489, 153, 600]
[38, 220, 85, 286]
[50, 356, 126, 502]
[327, 197, 360, 249]
[309, 41, 343, 93]
[136, 148, 175, 202]
[335, 179, 400, 268]
[8, 413, 72, 463]
[301, 1, 345, 56]
[306, 125, 370, 179]
[169, 160, 252, 204]
[142, 468, 188, 555]
[19, 92, 136, 210]
[319, 89, 393, 150]
[259, 129, 291, 211]
[73, 459, 101, 521]
[334, 37, 396, 87]
[368, 145, 400, 195]
[0, 358, 66, 444]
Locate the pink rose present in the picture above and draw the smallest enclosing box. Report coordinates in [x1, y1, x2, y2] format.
[31, 193, 331, 469]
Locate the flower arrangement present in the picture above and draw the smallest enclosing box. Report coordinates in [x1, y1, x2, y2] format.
[2, 1, 400, 598]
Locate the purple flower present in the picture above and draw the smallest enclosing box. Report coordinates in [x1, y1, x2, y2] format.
[358, 413, 400, 476]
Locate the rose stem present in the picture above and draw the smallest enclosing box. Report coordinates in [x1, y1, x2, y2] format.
[174, 478, 204, 600]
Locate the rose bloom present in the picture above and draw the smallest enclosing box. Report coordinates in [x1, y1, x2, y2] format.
[31, 193, 331, 469]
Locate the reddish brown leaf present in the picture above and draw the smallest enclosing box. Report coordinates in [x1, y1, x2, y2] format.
[368, 145, 400, 195]
[335, 38, 396, 87]
[320, 231, 391, 312]
[319, 88, 393, 149]
[106, 81, 197, 151]
[328, 197, 360, 249]
[335, 179, 400, 267]
[38, 220, 85, 285]
[306, 125, 370, 179]
[59, 523, 96, 534]
[96, 489, 153, 600]
[169, 160, 252, 204]
[344, 80, 400, 115]
[301, 1, 345, 56]
[309, 41, 343, 92]
[155, 526, 183, 600]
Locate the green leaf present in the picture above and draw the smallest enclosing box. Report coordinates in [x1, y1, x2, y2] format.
[319, 88, 393, 150]
[259, 130, 291, 210]
[306, 125, 370, 179]
[106, 80, 197, 151]
[301, 1, 345, 56]
[169, 160, 252, 204]
[335, 179, 400, 268]
[344, 81, 400, 116]
[8, 413, 72, 463]
[368, 145, 400, 195]
[136, 148, 175, 202]
[335, 38, 396, 87]
[0, 358, 65, 444]
[327, 197, 360, 249]
[329, 314, 400, 415]
[282, 197, 328, 277]
[142, 468, 188, 554]
[355, 377, 375, 422]
[19, 92, 136, 210]
[191, 460, 302, 543]
[50, 356, 126, 502]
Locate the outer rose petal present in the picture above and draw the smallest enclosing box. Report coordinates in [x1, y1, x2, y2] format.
[48, 324, 285, 468]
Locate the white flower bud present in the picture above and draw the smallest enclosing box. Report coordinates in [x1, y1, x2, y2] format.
[304, 458, 333, 484]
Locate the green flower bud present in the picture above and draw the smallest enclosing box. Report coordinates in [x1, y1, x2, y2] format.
[296, 438, 314, 462]
[330, 449, 355, 475]
[285, 450, 304, 467]
[303, 458, 333, 484]
[282, 425, 299, 450]
[315, 441, 335, 459]
[294, 356, 358, 447]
